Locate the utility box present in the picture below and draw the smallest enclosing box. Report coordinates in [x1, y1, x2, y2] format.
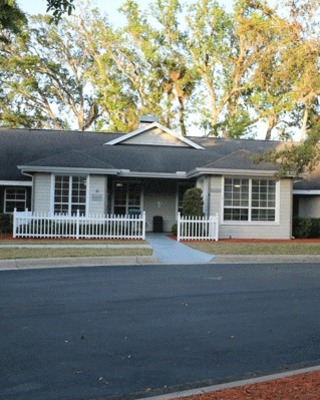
[153, 216, 163, 233]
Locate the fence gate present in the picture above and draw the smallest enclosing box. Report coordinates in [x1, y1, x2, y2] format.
[177, 212, 219, 241]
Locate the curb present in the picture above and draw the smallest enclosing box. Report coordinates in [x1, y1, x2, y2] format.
[212, 255, 320, 264]
[0, 256, 159, 271]
[137, 365, 320, 400]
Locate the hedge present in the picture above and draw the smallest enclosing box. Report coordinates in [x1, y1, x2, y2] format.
[292, 217, 320, 239]
[0, 213, 13, 234]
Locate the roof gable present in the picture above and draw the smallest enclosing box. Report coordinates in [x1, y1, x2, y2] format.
[105, 122, 204, 150]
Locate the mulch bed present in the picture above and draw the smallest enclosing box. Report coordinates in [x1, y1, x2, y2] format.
[178, 371, 320, 400]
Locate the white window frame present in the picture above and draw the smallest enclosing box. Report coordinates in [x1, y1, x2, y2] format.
[4, 187, 27, 213]
[222, 177, 279, 224]
[112, 181, 143, 215]
[53, 175, 88, 216]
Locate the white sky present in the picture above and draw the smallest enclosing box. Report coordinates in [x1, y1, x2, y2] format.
[17, 0, 235, 22]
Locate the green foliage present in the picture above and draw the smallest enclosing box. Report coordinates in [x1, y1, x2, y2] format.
[171, 223, 177, 236]
[1, 0, 320, 143]
[0, 213, 13, 234]
[46, 0, 75, 23]
[292, 217, 320, 239]
[255, 125, 320, 178]
[182, 187, 204, 217]
[0, 0, 27, 41]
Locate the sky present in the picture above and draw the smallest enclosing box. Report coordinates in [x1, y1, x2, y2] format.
[17, 0, 235, 23]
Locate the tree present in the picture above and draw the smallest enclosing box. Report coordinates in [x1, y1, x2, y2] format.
[0, 0, 27, 40]
[0, 15, 103, 130]
[0, 0, 75, 32]
[46, 0, 75, 22]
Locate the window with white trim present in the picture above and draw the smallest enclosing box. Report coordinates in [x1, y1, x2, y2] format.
[223, 178, 276, 222]
[4, 188, 27, 212]
[54, 176, 87, 215]
[113, 182, 142, 215]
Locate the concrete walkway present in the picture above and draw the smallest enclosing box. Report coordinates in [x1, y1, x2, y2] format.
[147, 233, 214, 264]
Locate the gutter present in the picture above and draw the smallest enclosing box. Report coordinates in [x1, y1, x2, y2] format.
[187, 167, 288, 179]
[18, 166, 120, 176]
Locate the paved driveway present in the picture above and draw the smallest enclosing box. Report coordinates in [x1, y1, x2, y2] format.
[1, 263, 320, 400]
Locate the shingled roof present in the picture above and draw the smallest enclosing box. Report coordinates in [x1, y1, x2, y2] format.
[0, 127, 283, 182]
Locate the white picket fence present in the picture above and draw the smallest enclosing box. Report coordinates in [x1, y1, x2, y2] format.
[13, 209, 146, 240]
[177, 212, 219, 241]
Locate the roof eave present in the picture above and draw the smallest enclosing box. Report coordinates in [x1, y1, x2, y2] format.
[18, 166, 120, 175]
[187, 168, 289, 179]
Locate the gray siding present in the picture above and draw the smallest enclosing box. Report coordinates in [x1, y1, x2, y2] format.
[88, 175, 107, 215]
[144, 182, 177, 232]
[33, 173, 52, 213]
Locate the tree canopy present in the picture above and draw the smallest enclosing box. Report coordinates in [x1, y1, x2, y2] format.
[1, 0, 320, 163]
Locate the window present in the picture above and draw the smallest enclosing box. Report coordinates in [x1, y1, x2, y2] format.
[54, 176, 87, 215]
[113, 182, 141, 215]
[224, 178, 276, 222]
[251, 179, 276, 221]
[4, 188, 27, 212]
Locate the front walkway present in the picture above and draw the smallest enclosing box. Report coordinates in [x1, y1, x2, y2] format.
[147, 233, 214, 264]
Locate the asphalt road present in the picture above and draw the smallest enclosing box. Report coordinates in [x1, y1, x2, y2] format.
[1, 263, 320, 400]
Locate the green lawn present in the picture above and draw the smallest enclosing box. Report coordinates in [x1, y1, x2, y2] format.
[185, 241, 320, 255]
[0, 247, 152, 260]
[0, 238, 151, 259]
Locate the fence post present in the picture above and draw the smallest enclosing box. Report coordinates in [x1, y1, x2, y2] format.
[142, 211, 146, 240]
[215, 212, 219, 241]
[76, 209, 80, 240]
[13, 208, 17, 238]
[177, 212, 181, 241]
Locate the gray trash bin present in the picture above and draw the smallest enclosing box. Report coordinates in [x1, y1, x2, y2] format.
[153, 216, 163, 233]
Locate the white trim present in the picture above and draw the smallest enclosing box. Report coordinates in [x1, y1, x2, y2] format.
[3, 187, 27, 213]
[18, 166, 119, 175]
[293, 190, 320, 195]
[221, 177, 278, 224]
[50, 174, 55, 214]
[105, 122, 204, 150]
[86, 175, 91, 217]
[188, 168, 281, 179]
[0, 180, 32, 187]
[118, 170, 188, 179]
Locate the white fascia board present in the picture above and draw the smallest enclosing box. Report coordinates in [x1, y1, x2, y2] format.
[0, 180, 32, 186]
[18, 166, 120, 176]
[118, 170, 188, 179]
[187, 168, 281, 179]
[105, 122, 204, 150]
[293, 190, 320, 195]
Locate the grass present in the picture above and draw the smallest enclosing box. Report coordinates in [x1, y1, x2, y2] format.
[0, 247, 152, 260]
[0, 237, 151, 260]
[185, 240, 320, 255]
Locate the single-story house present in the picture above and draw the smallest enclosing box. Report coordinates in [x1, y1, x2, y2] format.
[0, 116, 315, 239]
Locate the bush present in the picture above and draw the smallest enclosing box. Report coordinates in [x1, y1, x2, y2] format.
[182, 187, 204, 216]
[171, 223, 177, 236]
[293, 217, 320, 238]
[0, 213, 13, 234]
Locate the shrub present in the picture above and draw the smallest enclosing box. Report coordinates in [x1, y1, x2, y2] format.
[0, 213, 13, 234]
[182, 187, 204, 216]
[292, 217, 320, 239]
[171, 223, 177, 236]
